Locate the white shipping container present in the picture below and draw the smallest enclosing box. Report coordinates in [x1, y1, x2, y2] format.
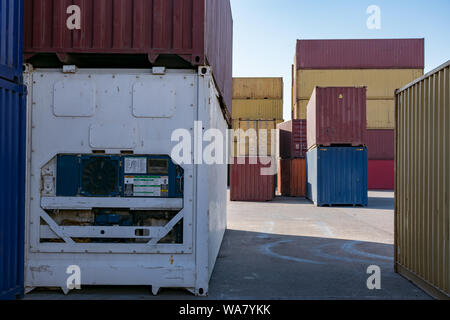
[23, 66, 228, 296]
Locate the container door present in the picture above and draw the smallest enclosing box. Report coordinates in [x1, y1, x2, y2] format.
[0, 0, 24, 83]
[0, 80, 26, 300]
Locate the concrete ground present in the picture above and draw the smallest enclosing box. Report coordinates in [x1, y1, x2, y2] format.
[26, 191, 430, 300]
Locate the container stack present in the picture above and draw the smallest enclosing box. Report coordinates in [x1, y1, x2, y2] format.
[230, 78, 283, 201]
[0, 0, 26, 300]
[277, 120, 307, 197]
[306, 87, 368, 207]
[293, 39, 424, 191]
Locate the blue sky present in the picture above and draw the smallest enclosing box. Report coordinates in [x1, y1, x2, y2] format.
[230, 0, 450, 120]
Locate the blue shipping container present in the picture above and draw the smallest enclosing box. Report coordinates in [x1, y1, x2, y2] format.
[306, 147, 368, 207]
[0, 78, 26, 300]
[0, 0, 24, 82]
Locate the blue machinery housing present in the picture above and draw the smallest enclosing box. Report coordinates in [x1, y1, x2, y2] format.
[56, 154, 184, 198]
[306, 147, 368, 207]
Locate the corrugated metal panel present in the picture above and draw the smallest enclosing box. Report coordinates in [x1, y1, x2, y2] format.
[296, 98, 396, 129]
[366, 130, 394, 160]
[296, 69, 423, 100]
[230, 157, 275, 202]
[232, 99, 283, 120]
[0, 0, 24, 82]
[0, 79, 26, 300]
[395, 60, 450, 299]
[307, 87, 367, 149]
[366, 99, 395, 129]
[296, 39, 424, 70]
[278, 119, 307, 159]
[232, 119, 282, 156]
[23, 0, 233, 114]
[306, 146, 368, 207]
[293, 100, 308, 120]
[368, 160, 394, 190]
[278, 159, 306, 197]
[232, 78, 283, 99]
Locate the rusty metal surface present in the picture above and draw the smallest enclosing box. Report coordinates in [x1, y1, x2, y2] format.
[23, 0, 233, 112]
[230, 157, 275, 202]
[278, 120, 307, 159]
[296, 39, 425, 70]
[307, 87, 367, 149]
[278, 159, 306, 197]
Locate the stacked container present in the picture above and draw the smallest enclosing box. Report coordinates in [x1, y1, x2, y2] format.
[230, 78, 283, 201]
[293, 39, 424, 192]
[306, 87, 368, 206]
[0, 0, 26, 300]
[293, 39, 424, 122]
[231, 77, 283, 156]
[22, 0, 232, 296]
[277, 120, 307, 197]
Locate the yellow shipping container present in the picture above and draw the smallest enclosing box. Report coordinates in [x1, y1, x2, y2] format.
[295, 99, 395, 129]
[366, 99, 395, 129]
[295, 69, 423, 100]
[232, 99, 283, 120]
[233, 77, 283, 99]
[231, 119, 283, 156]
[395, 61, 450, 299]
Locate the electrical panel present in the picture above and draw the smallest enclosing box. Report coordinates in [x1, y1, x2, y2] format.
[54, 155, 183, 198]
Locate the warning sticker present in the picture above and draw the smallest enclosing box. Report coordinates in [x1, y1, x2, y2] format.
[124, 176, 169, 197]
[124, 158, 147, 174]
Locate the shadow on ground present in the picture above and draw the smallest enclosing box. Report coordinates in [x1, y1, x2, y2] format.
[26, 229, 430, 300]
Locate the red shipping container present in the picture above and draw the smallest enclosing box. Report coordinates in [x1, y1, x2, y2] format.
[23, 0, 233, 114]
[366, 129, 395, 160]
[278, 159, 306, 197]
[296, 39, 425, 70]
[368, 160, 394, 190]
[307, 87, 367, 149]
[278, 120, 307, 159]
[230, 157, 275, 202]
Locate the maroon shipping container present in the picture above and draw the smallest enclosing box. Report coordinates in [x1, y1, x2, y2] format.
[368, 160, 394, 190]
[278, 120, 307, 159]
[307, 87, 367, 149]
[296, 39, 424, 70]
[278, 159, 306, 197]
[366, 129, 394, 160]
[23, 0, 233, 114]
[230, 157, 275, 202]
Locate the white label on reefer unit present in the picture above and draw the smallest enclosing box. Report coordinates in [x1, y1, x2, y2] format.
[124, 158, 147, 174]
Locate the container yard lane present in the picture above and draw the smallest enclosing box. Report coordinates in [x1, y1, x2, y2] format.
[26, 190, 431, 300]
